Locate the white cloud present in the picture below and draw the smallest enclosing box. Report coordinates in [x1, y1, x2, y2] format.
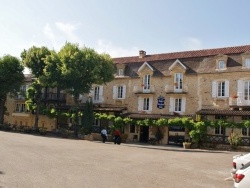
[43, 24, 56, 44]
[55, 22, 80, 43]
[42, 22, 82, 51]
[96, 39, 139, 57]
[181, 37, 202, 51]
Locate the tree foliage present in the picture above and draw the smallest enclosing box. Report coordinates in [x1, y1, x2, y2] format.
[0, 55, 24, 124]
[21, 46, 51, 128]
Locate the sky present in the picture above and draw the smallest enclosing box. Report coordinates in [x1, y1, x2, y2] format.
[1, 0, 250, 60]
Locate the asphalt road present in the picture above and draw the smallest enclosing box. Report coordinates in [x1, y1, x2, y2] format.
[0, 131, 242, 188]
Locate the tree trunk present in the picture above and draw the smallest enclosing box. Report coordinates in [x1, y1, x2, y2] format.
[34, 101, 40, 129]
[0, 95, 7, 125]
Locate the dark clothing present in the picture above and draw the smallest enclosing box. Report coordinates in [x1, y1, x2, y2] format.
[113, 130, 121, 144]
[101, 134, 107, 143]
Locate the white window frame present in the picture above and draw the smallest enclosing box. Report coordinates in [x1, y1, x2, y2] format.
[143, 98, 150, 111]
[15, 103, 27, 112]
[245, 58, 250, 68]
[212, 80, 229, 98]
[242, 127, 250, 136]
[113, 85, 126, 99]
[244, 81, 250, 100]
[174, 73, 183, 90]
[94, 86, 100, 101]
[143, 75, 150, 90]
[117, 86, 123, 99]
[214, 126, 225, 135]
[169, 97, 186, 113]
[218, 60, 225, 69]
[118, 68, 124, 76]
[138, 96, 153, 112]
[174, 98, 182, 112]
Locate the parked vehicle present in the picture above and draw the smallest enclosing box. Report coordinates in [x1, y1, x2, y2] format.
[233, 161, 250, 188]
[231, 153, 250, 177]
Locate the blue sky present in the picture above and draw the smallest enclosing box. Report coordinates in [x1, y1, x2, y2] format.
[1, 0, 250, 59]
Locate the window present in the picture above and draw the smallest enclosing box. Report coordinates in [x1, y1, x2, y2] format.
[15, 103, 27, 112]
[138, 97, 152, 112]
[130, 124, 136, 133]
[117, 86, 123, 99]
[242, 128, 250, 136]
[245, 58, 250, 68]
[212, 80, 229, 98]
[118, 69, 124, 76]
[174, 73, 183, 90]
[143, 98, 150, 110]
[94, 86, 100, 101]
[143, 75, 150, 90]
[174, 98, 182, 111]
[169, 97, 186, 113]
[244, 81, 250, 100]
[214, 115, 225, 135]
[218, 81, 225, 97]
[113, 85, 126, 99]
[215, 126, 225, 135]
[218, 60, 225, 69]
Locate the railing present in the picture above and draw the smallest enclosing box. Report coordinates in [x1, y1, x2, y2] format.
[229, 96, 250, 106]
[133, 85, 155, 94]
[204, 134, 250, 146]
[41, 93, 66, 101]
[165, 84, 188, 93]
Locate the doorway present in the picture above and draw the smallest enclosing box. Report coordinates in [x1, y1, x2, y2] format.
[139, 126, 149, 142]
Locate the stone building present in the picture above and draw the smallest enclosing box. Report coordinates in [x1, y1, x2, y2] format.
[4, 45, 250, 145]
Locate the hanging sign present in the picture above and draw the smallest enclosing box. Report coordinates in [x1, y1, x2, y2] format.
[157, 95, 165, 109]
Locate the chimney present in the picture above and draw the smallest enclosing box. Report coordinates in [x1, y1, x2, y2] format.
[139, 50, 146, 58]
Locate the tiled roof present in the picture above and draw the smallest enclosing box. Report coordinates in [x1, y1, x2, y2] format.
[197, 109, 250, 116]
[114, 45, 250, 64]
[123, 113, 195, 119]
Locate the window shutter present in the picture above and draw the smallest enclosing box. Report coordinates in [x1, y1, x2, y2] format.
[169, 97, 174, 112]
[181, 97, 186, 112]
[138, 97, 143, 111]
[122, 85, 126, 99]
[99, 86, 104, 102]
[225, 81, 229, 97]
[149, 97, 153, 111]
[113, 86, 117, 99]
[89, 88, 94, 98]
[237, 80, 243, 96]
[212, 81, 217, 98]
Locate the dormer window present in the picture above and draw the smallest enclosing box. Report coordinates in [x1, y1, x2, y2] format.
[118, 68, 124, 76]
[215, 55, 227, 71]
[218, 60, 225, 70]
[245, 58, 250, 68]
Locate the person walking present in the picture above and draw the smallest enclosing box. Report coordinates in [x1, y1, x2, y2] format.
[101, 128, 108, 143]
[113, 129, 121, 145]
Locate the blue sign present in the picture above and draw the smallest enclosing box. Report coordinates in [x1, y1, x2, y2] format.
[157, 96, 165, 109]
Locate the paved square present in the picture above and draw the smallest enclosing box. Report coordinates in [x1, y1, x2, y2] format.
[0, 131, 239, 188]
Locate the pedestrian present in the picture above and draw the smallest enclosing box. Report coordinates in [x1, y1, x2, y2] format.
[113, 129, 121, 145]
[101, 128, 108, 143]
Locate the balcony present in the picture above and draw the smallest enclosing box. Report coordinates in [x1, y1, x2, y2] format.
[41, 93, 66, 102]
[165, 84, 188, 94]
[229, 96, 250, 107]
[133, 85, 155, 94]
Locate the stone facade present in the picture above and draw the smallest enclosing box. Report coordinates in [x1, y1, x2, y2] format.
[4, 45, 250, 145]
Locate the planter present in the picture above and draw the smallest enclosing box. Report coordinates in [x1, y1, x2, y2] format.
[183, 142, 191, 149]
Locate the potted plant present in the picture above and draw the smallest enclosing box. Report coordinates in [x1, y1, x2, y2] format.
[232, 94, 238, 99]
[183, 141, 191, 149]
[121, 133, 128, 143]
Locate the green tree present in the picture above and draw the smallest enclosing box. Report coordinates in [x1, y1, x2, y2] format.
[21, 46, 51, 128]
[0, 55, 24, 124]
[82, 99, 94, 134]
[44, 42, 115, 135]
